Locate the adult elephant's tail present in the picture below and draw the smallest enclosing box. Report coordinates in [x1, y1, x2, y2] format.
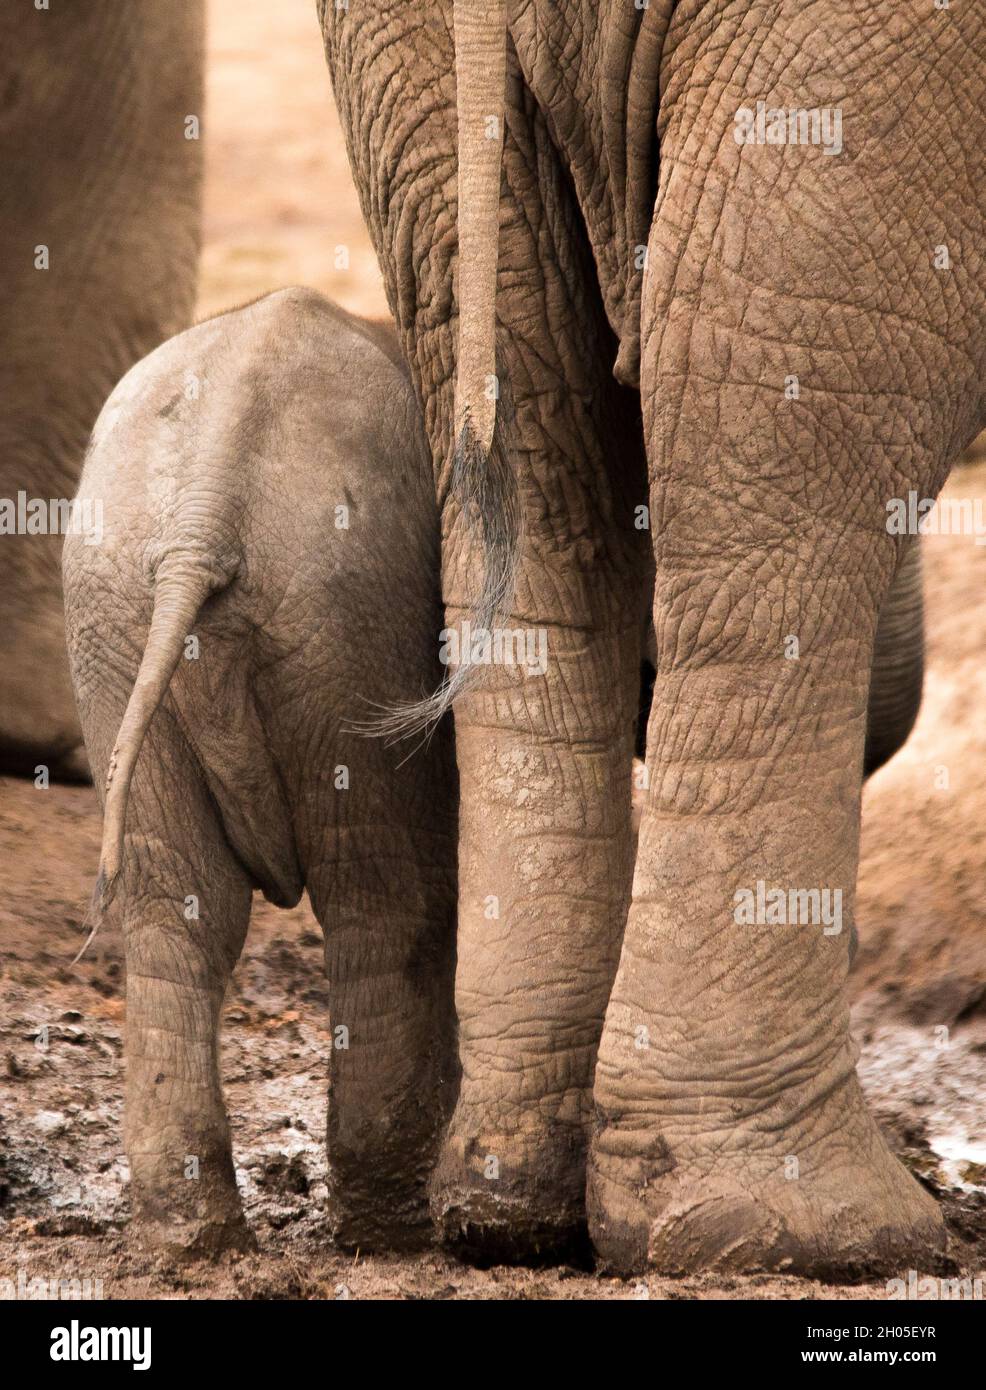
[452, 0, 507, 459]
[370, 0, 519, 741]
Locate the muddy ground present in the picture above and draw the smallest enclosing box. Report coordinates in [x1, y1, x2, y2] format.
[1, 0, 984, 1300]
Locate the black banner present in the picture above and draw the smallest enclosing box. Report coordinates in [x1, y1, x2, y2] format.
[2, 1293, 979, 1374]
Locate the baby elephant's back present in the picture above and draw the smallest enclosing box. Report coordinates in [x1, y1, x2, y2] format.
[73, 284, 440, 667]
[65, 284, 442, 834]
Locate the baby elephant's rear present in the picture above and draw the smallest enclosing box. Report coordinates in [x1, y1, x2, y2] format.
[64, 289, 458, 1257]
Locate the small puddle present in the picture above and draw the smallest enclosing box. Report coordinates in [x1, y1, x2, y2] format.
[927, 1131, 986, 1192]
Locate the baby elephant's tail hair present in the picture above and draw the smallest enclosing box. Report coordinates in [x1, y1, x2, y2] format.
[73, 557, 233, 963]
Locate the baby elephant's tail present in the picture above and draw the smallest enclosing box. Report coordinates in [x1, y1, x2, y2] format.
[75, 557, 234, 961]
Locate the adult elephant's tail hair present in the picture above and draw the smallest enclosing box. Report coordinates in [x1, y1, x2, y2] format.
[73, 557, 233, 961]
[362, 0, 517, 743]
[366, 389, 520, 741]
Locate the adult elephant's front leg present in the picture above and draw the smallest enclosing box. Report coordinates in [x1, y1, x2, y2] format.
[322, 6, 648, 1260]
[589, 3, 985, 1275]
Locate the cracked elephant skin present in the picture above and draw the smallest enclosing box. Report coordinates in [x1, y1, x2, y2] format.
[321, 0, 986, 1273]
[0, 1, 203, 781]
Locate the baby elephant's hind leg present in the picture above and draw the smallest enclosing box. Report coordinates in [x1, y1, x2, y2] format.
[307, 728, 458, 1252]
[116, 725, 254, 1258]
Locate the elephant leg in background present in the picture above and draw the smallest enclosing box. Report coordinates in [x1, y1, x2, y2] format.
[113, 727, 253, 1258]
[303, 722, 459, 1254]
[865, 535, 924, 778]
[588, 6, 986, 1275]
[322, 8, 649, 1261]
[0, 0, 203, 780]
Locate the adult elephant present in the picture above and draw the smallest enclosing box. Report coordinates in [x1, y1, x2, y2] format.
[0, 0, 204, 779]
[321, 0, 984, 1275]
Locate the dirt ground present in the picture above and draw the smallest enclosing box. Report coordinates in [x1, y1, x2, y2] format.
[1, 0, 984, 1301]
[195, 0, 388, 323]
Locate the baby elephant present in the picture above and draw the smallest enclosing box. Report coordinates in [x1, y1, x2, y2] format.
[63, 288, 459, 1256]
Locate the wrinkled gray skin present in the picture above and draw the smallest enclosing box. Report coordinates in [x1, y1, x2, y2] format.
[64, 290, 458, 1256]
[0, 0, 203, 780]
[321, 0, 985, 1273]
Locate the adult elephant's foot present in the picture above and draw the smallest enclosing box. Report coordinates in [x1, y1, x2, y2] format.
[431, 1118, 590, 1265]
[586, 673, 948, 1280]
[588, 1078, 945, 1277]
[431, 697, 635, 1269]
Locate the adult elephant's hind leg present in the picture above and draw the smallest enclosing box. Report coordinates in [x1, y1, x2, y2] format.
[586, 70, 977, 1272]
[423, 77, 652, 1261]
[322, 9, 649, 1264]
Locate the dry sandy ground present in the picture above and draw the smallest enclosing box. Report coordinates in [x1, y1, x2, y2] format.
[1, 0, 984, 1301]
[196, 0, 388, 323]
